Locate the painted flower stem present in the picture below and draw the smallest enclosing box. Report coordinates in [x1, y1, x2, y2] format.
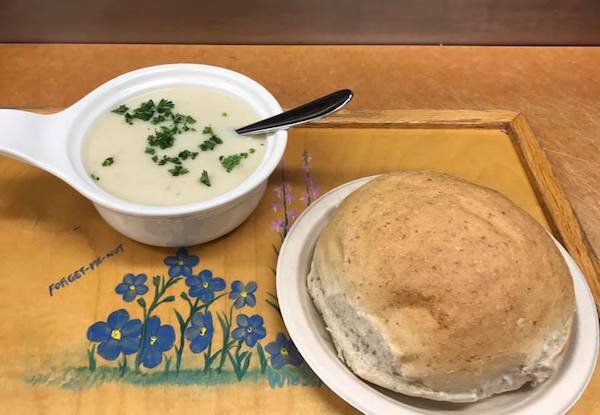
[257, 342, 267, 374]
[118, 353, 127, 377]
[302, 150, 313, 205]
[135, 275, 180, 371]
[174, 296, 199, 372]
[202, 341, 215, 372]
[227, 339, 249, 380]
[87, 344, 97, 371]
[280, 166, 290, 237]
[216, 303, 235, 373]
[174, 292, 227, 373]
[164, 356, 172, 374]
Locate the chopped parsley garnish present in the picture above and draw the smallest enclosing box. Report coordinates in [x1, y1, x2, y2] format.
[249, 148, 256, 154]
[170, 113, 196, 132]
[109, 98, 204, 178]
[154, 154, 182, 166]
[200, 170, 211, 186]
[221, 112, 228, 117]
[155, 155, 169, 165]
[178, 150, 199, 160]
[147, 126, 178, 149]
[111, 105, 129, 115]
[112, 100, 155, 124]
[131, 100, 157, 122]
[170, 113, 185, 124]
[220, 152, 249, 173]
[156, 98, 174, 114]
[169, 165, 189, 176]
[112, 99, 195, 130]
[151, 114, 167, 125]
[90, 174, 100, 181]
[102, 157, 114, 167]
[199, 125, 223, 151]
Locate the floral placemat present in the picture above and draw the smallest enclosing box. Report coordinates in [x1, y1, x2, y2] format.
[0, 127, 547, 414]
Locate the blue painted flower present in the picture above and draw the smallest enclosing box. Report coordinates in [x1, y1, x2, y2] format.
[265, 333, 303, 369]
[184, 311, 214, 353]
[139, 316, 175, 369]
[229, 280, 257, 309]
[87, 309, 142, 360]
[185, 270, 226, 303]
[164, 247, 199, 278]
[114, 273, 149, 302]
[231, 314, 266, 347]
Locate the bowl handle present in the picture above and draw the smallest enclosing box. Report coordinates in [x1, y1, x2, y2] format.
[0, 109, 69, 175]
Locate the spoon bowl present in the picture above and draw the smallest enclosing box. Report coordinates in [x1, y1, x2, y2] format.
[236, 89, 353, 135]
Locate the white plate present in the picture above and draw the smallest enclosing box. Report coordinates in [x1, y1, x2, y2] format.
[277, 176, 599, 415]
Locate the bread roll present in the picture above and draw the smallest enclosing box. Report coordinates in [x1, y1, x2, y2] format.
[307, 171, 575, 402]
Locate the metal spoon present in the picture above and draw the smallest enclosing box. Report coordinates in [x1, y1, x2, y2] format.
[235, 89, 353, 135]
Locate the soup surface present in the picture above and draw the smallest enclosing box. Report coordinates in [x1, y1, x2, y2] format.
[84, 86, 266, 206]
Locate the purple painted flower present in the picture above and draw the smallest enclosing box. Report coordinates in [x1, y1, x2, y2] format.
[271, 219, 285, 232]
[270, 201, 282, 212]
[273, 186, 284, 198]
[284, 192, 294, 204]
[286, 208, 297, 222]
[309, 183, 320, 200]
[300, 192, 310, 204]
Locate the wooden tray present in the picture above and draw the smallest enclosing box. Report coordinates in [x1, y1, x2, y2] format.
[0, 109, 597, 414]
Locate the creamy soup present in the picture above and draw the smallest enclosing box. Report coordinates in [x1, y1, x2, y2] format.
[84, 86, 266, 206]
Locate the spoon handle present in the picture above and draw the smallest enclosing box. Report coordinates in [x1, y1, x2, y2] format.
[235, 89, 353, 135]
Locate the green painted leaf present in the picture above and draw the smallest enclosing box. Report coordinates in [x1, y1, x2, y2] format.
[87, 344, 97, 371]
[240, 352, 252, 378]
[227, 349, 243, 380]
[174, 309, 186, 329]
[152, 275, 161, 287]
[266, 299, 282, 317]
[217, 312, 229, 332]
[207, 351, 221, 366]
[257, 342, 267, 374]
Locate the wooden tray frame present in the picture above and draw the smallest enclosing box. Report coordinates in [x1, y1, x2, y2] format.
[309, 109, 600, 304]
